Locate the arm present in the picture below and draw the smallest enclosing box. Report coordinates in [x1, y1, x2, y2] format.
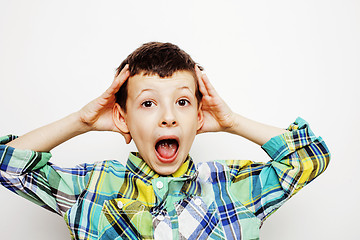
[0, 135, 95, 215]
[6, 65, 131, 152]
[224, 114, 287, 146]
[1, 65, 130, 215]
[195, 67, 287, 144]
[195, 67, 330, 222]
[231, 119, 330, 221]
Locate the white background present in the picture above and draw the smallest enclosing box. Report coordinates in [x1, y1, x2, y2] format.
[0, 0, 359, 239]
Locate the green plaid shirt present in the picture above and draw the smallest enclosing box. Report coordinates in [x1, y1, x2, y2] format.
[0, 117, 330, 239]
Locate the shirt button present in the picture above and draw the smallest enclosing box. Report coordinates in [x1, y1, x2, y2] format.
[194, 198, 202, 206]
[117, 201, 124, 209]
[156, 181, 164, 189]
[157, 215, 165, 221]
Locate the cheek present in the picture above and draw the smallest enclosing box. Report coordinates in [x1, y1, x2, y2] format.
[127, 113, 156, 139]
[130, 121, 148, 136]
[181, 111, 200, 132]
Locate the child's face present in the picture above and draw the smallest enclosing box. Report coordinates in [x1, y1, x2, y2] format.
[117, 71, 203, 175]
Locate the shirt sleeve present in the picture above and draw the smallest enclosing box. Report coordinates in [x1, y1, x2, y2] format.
[228, 117, 330, 223]
[0, 135, 94, 216]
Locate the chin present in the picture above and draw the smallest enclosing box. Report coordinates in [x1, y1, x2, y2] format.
[153, 162, 180, 176]
[153, 154, 186, 176]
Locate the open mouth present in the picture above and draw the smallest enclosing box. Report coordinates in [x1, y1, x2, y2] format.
[155, 137, 179, 163]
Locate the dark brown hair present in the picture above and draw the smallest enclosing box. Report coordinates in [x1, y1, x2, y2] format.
[115, 42, 203, 112]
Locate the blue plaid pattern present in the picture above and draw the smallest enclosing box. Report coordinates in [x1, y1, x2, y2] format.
[0, 118, 330, 239]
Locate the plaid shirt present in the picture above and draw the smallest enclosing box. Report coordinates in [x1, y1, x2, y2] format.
[0, 118, 330, 240]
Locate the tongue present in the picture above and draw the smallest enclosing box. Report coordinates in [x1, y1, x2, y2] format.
[156, 140, 178, 159]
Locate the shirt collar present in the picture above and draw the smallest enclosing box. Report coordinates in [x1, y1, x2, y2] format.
[126, 152, 197, 184]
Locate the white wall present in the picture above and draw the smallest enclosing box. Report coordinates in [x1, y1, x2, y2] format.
[0, 0, 358, 239]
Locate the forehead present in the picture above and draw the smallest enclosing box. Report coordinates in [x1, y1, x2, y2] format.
[127, 71, 197, 95]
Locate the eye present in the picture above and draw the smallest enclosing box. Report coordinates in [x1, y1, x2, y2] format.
[177, 99, 190, 107]
[141, 100, 155, 108]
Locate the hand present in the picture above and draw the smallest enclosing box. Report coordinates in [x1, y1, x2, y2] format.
[195, 66, 236, 134]
[78, 65, 132, 143]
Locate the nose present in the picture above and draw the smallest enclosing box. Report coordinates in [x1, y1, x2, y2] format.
[161, 119, 177, 127]
[160, 107, 177, 127]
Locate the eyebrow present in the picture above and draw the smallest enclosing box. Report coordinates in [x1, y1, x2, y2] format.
[135, 88, 155, 100]
[177, 86, 194, 94]
[135, 86, 194, 100]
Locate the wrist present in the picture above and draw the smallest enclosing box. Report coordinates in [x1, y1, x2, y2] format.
[223, 112, 241, 134]
[71, 111, 94, 134]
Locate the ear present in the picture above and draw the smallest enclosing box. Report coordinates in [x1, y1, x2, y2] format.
[197, 102, 204, 131]
[113, 103, 130, 134]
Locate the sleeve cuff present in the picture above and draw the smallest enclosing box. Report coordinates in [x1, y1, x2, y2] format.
[0, 135, 52, 175]
[261, 117, 319, 161]
[0, 135, 18, 144]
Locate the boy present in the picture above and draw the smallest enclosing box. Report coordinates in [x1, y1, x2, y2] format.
[0, 42, 330, 239]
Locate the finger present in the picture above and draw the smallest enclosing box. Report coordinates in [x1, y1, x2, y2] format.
[104, 65, 130, 98]
[110, 64, 130, 93]
[201, 73, 218, 98]
[115, 64, 130, 83]
[195, 65, 208, 96]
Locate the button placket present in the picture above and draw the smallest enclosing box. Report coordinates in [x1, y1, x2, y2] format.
[152, 178, 168, 203]
[194, 198, 202, 206]
[156, 215, 165, 221]
[156, 181, 164, 190]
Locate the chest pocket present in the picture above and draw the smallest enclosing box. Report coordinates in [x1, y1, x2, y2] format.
[98, 198, 153, 240]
